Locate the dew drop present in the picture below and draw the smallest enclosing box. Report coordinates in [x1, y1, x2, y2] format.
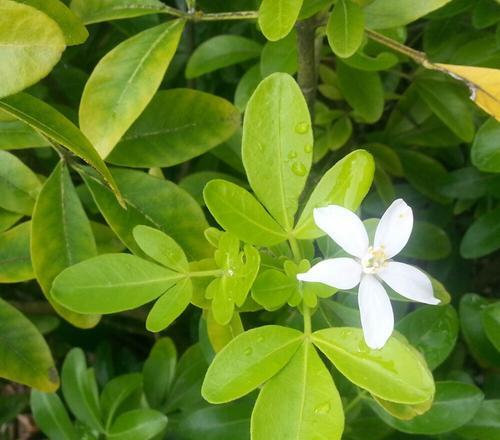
[304, 144, 313, 154]
[291, 161, 307, 176]
[257, 142, 265, 152]
[314, 401, 331, 414]
[295, 121, 310, 134]
[257, 336, 265, 343]
[244, 347, 253, 356]
[288, 151, 298, 159]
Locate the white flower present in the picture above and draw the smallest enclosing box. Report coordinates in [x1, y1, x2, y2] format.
[297, 199, 440, 350]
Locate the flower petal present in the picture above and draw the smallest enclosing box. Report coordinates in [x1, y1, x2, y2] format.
[374, 199, 413, 258]
[358, 274, 394, 350]
[313, 205, 369, 258]
[379, 261, 440, 305]
[297, 258, 362, 289]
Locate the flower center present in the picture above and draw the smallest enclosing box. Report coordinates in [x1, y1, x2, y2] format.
[361, 247, 387, 274]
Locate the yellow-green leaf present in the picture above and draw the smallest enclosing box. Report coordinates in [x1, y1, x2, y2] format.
[0, 0, 65, 98]
[80, 19, 185, 158]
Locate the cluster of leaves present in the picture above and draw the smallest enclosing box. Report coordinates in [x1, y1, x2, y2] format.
[1, 0, 500, 439]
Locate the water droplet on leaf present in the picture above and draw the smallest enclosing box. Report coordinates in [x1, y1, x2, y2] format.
[291, 162, 307, 176]
[295, 122, 310, 134]
[244, 347, 253, 356]
[304, 144, 313, 153]
[314, 401, 331, 414]
[288, 151, 298, 159]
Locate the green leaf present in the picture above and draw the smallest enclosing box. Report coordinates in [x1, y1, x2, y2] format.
[186, 35, 262, 79]
[371, 381, 484, 435]
[100, 373, 143, 429]
[312, 328, 435, 404]
[482, 302, 500, 352]
[0, 222, 34, 283]
[0, 93, 122, 203]
[398, 150, 450, 204]
[364, 0, 452, 29]
[146, 278, 192, 332]
[416, 77, 475, 142]
[251, 269, 297, 311]
[457, 399, 500, 440]
[0, 208, 21, 232]
[472, 118, 500, 173]
[251, 342, 344, 440]
[473, 0, 500, 29]
[461, 207, 500, 258]
[342, 51, 399, 71]
[18, 0, 88, 46]
[203, 179, 287, 246]
[260, 31, 298, 77]
[258, 0, 304, 41]
[0, 298, 59, 392]
[31, 390, 78, 440]
[396, 305, 459, 370]
[52, 254, 183, 314]
[133, 225, 188, 272]
[242, 73, 313, 230]
[61, 348, 101, 431]
[0, 119, 49, 150]
[180, 172, 244, 206]
[327, 0, 365, 58]
[336, 60, 384, 123]
[143, 338, 177, 410]
[294, 150, 374, 239]
[460, 294, 500, 368]
[0, 150, 41, 215]
[91, 221, 125, 254]
[0, 0, 65, 99]
[107, 89, 240, 167]
[108, 409, 167, 440]
[400, 221, 452, 261]
[82, 167, 210, 260]
[438, 167, 496, 200]
[31, 162, 100, 329]
[202, 325, 303, 404]
[206, 311, 244, 353]
[179, 400, 252, 440]
[371, 395, 432, 421]
[235, 64, 262, 112]
[206, 234, 260, 325]
[70, 0, 166, 24]
[166, 344, 207, 412]
[80, 19, 185, 158]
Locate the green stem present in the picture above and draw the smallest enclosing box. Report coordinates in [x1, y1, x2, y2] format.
[296, 15, 318, 117]
[288, 235, 302, 262]
[365, 29, 427, 65]
[189, 269, 224, 278]
[160, 7, 258, 21]
[191, 10, 258, 21]
[303, 305, 312, 335]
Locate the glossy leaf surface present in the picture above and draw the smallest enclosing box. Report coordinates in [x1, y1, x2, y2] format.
[242, 73, 313, 230]
[251, 342, 344, 440]
[202, 325, 303, 403]
[108, 89, 240, 167]
[313, 328, 435, 404]
[0, 0, 65, 98]
[80, 19, 185, 158]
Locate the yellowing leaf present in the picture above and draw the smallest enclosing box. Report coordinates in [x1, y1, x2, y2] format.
[425, 62, 500, 121]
